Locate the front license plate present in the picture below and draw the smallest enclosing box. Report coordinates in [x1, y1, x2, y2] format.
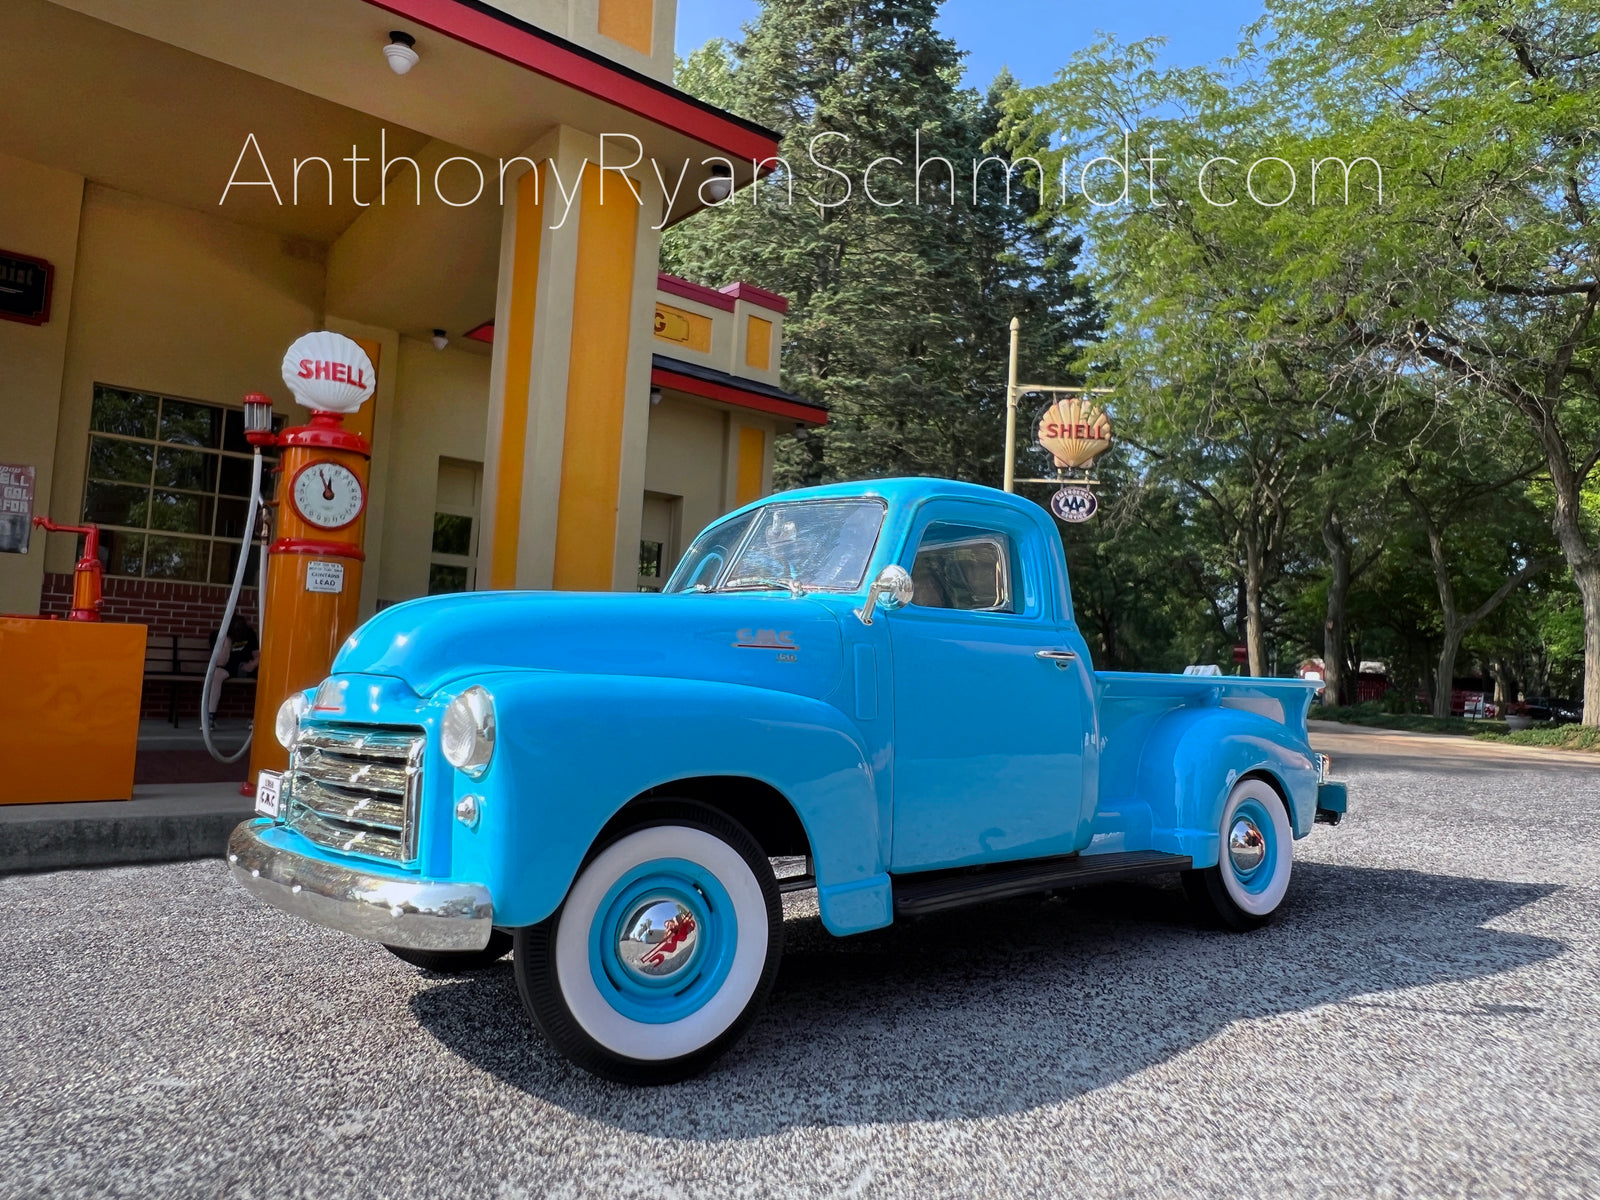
[255, 770, 283, 819]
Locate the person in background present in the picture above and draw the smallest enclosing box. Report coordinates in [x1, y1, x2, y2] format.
[209, 614, 260, 721]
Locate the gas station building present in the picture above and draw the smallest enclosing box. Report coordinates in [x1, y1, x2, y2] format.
[0, 0, 824, 706]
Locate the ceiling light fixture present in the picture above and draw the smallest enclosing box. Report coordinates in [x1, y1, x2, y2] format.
[704, 163, 734, 204]
[384, 31, 419, 75]
[431, 329, 449, 351]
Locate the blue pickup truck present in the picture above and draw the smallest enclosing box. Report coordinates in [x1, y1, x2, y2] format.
[230, 478, 1347, 1083]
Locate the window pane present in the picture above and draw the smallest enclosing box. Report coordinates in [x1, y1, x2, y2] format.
[145, 535, 210, 581]
[664, 512, 755, 592]
[159, 398, 223, 448]
[431, 512, 473, 557]
[429, 564, 469, 594]
[94, 529, 145, 577]
[210, 539, 261, 586]
[154, 446, 217, 492]
[912, 536, 1011, 612]
[90, 387, 157, 439]
[149, 489, 214, 535]
[221, 409, 249, 455]
[82, 481, 150, 528]
[639, 540, 663, 578]
[722, 500, 885, 592]
[217, 455, 255, 497]
[88, 436, 154, 485]
[214, 496, 252, 540]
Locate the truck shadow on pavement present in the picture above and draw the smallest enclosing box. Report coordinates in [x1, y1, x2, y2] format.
[409, 861, 1561, 1135]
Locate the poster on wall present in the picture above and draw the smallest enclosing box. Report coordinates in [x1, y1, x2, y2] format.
[0, 250, 54, 325]
[0, 464, 36, 554]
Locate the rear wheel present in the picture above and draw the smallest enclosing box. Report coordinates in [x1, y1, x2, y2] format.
[1182, 777, 1293, 930]
[385, 929, 512, 973]
[514, 802, 783, 1084]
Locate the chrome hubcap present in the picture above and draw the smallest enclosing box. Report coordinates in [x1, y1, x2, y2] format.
[1228, 817, 1266, 874]
[616, 897, 700, 981]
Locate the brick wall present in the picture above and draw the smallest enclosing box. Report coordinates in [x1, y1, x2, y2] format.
[41, 573, 260, 720]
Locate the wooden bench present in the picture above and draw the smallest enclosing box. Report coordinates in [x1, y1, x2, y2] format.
[143, 633, 256, 725]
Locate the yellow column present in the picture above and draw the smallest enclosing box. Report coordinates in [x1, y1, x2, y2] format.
[735, 426, 767, 506]
[489, 168, 545, 589]
[551, 170, 639, 590]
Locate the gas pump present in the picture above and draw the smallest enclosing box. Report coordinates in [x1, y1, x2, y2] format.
[233, 331, 376, 794]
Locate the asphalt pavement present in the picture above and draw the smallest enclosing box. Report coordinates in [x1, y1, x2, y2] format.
[2, 725, 1597, 1198]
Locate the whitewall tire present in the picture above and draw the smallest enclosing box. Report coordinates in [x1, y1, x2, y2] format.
[1182, 777, 1294, 930]
[514, 802, 783, 1084]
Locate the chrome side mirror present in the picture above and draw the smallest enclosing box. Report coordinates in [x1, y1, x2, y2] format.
[855, 565, 914, 625]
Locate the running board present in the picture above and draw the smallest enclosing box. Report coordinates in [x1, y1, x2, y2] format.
[891, 850, 1192, 917]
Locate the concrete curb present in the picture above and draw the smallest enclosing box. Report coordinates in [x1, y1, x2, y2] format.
[0, 783, 255, 875]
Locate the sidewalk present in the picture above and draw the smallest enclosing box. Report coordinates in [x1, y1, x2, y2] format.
[0, 782, 255, 875]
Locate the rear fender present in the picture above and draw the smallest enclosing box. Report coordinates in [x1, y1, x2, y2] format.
[1132, 705, 1319, 867]
[453, 673, 891, 935]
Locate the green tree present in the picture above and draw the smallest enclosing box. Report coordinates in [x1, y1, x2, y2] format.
[1252, 0, 1600, 718]
[664, 1, 1098, 488]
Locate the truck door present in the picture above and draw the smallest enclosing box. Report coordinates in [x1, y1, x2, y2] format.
[886, 501, 1091, 872]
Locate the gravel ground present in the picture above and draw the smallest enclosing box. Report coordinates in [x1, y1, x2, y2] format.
[2, 732, 1598, 1199]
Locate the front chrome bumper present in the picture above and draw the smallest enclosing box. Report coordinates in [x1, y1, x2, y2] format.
[227, 820, 494, 951]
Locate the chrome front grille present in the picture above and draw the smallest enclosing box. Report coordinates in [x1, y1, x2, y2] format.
[286, 726, 425, 865]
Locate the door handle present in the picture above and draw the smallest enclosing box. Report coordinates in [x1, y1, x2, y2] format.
[1035, 649, 1077, 667]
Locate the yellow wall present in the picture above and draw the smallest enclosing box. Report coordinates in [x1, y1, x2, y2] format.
[0, 153, 84, 615]
[744, 315, 773, 372]
[45, 183, 325, 575]
[654, 302, 713, 354]
[489, 0, 676, 80]
[598, 0, 654, 56]
[376, 337, 492, 602]
[551, 168, 639, 590]
[489, 167, 545, 589]
[735, 425, 767, 506]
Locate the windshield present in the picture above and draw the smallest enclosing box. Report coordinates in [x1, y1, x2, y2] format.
[664, 499, 886, 594]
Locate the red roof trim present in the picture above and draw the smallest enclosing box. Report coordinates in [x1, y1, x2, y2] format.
[652, 366, 827, 426]
[718, 281, 790, 315]
[361, 0, 780, 163]
[657, 273, 737, 312]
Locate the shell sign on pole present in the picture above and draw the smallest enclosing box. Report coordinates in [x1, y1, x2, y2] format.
[1037, 397, 1113, 471]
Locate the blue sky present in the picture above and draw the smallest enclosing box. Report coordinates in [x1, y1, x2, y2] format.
[674, 0, 1269, 88]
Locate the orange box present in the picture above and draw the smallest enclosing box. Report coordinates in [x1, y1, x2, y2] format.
[0, 617, 146, 803]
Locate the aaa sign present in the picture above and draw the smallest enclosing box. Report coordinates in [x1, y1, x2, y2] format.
[1037, 398, 1113, 471]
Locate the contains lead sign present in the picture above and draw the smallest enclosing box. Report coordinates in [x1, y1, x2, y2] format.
[305, 560, 345, 594]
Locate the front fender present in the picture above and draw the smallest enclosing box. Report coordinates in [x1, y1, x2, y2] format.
[1132, 706, 1319, 867]
[453, 672, 891, 935]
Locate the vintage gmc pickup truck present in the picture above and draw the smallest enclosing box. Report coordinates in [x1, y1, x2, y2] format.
[229, 478, 1347, 1083]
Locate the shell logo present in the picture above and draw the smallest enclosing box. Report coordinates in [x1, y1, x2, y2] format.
[1037, 397, 1113, 471]
[280, 331, 376, 414]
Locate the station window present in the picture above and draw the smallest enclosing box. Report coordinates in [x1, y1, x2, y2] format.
[80, 385, 282, 582]
[637, 492, 681, 592]
[428, 458, 482, 594]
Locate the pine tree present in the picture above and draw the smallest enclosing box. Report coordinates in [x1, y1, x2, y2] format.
[664, 1, 1098, 488]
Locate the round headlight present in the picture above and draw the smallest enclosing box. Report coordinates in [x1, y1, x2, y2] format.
[442, 686, 495, 777]
[275, 692, 310, 750]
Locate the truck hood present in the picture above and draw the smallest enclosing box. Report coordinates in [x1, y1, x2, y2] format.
[331, 590, 845, 700]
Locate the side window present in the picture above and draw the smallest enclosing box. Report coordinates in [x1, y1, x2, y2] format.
[911, 524, 1016, 613]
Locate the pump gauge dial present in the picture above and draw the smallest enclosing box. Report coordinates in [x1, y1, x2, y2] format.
[290, 460, 365, 530]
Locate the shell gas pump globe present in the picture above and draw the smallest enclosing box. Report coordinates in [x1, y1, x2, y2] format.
[246, 332, 376, 789]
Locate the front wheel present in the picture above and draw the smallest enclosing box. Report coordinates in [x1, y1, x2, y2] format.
[1182, 777, 1294, 930]
[514, 803, 783, 1084]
